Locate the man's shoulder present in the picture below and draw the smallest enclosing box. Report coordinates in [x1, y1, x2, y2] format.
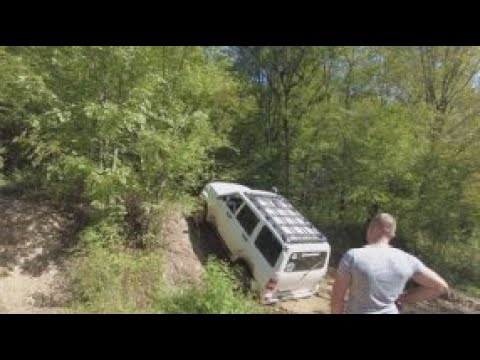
[341, 245, 412, 257]
[389, 246, 415, 258]
[342, 247, 366, 261]
[350, 246, 412, 258]
[344, 247, 372, 256]
[380, 247, 422, 265]
[343, 247, 360, 257]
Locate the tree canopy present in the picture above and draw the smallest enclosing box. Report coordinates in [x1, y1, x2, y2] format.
[1, 46, 478, 287]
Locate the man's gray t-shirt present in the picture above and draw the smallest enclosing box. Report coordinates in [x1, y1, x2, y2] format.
[338, 246, 427, 314]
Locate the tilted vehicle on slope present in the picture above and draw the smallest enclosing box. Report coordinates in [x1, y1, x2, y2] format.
[200, 182, 331, 304]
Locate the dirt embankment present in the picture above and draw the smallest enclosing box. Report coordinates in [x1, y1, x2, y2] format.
[160, 208, 230, 289]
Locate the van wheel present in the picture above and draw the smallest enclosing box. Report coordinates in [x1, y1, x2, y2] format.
[233, 261, 253, 295]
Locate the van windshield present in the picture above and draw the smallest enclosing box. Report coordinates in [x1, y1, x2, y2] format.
[284, 251, 327, 272]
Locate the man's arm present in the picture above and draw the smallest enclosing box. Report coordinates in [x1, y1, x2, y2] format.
[331, 270, 351, 314]
[398, 267, 449, 305]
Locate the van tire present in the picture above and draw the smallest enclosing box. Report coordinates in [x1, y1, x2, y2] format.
[233, 261, 253, 294]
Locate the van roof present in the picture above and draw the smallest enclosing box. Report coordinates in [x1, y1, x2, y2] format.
[244, 192, 328, 244]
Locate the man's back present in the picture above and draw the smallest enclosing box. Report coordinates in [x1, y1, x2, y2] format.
[338, 246, 427, 314]
[331, 213, 448, 314]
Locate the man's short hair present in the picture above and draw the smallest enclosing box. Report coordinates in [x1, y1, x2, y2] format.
[370, 213, 396, 237]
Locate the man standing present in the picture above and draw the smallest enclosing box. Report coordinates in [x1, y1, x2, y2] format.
[331, 213, 449, 314]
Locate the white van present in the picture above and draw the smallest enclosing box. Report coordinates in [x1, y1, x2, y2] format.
[200, 181, 331, 304]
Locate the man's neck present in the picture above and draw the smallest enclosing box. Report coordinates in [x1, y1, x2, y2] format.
[366, 237, 391, 247]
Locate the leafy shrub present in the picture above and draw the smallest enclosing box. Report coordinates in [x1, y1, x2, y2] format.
[157, 258, 265, 314]
[69, 219, 164, 313]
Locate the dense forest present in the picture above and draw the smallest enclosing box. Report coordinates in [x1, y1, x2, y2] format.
[0, 46, 479, 312]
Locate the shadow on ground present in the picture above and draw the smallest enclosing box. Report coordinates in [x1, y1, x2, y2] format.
[185, 216, 230, 264]
[0, 194, 86, 277]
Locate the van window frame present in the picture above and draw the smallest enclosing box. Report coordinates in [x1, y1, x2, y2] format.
[254, 225, 283, 269]
[283, 251, 328, 273]
[220, 194, 244, 215]
[235, 202, 261, 237]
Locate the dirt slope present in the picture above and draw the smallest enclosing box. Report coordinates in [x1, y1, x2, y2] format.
[161, 208, 230, 288]
[160, 208, 205, 287]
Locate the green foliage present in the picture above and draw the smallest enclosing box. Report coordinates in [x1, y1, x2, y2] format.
[1, 46, 243, 197]
[409, 232, 480, 293]
[232, 46, 480, 289]
[2, 46, 480, 304]
[69, 219, 266, 314]
[158, 258, 265, 314]
[0, 146, 4, 171]
[69, 219, 164, 314]
[0, 46, 250, 251]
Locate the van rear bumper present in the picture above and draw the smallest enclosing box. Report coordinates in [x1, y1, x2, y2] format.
[261, 285, 319, 304]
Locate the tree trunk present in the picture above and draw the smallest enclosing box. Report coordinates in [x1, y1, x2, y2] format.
[283, 94, 290, 196]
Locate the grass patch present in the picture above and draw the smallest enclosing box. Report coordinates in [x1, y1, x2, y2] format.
[69, 244, 164, 313]
[157, 258, 266, 314]
[457, 282, 480, 298]
[68, 208, 269, 314]
[410, 234, 480, 295]
[68, 218, 165, 314]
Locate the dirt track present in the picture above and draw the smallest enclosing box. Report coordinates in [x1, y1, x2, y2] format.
[275, 270, 480, 314]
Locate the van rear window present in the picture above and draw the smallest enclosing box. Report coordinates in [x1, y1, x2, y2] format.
[255, 226, 282, 268]
[284, 252, 327, 272]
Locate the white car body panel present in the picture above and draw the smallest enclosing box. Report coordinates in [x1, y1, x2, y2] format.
[201, 182, 331, 304]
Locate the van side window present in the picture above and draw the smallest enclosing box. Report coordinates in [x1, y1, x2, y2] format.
[223, 195, 243, 214]
[255, 226, 282, 267]
[236, 204, 259, 235]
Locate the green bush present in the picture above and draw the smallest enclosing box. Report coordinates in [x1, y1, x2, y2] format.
[157, 258, 265, 314]
[410, 233, 480, 294]
[68, 213, 269, 314]
[68, 219, 164, 314]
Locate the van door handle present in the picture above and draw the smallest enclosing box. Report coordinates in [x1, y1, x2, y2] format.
[226, 212, 232, 219]
[242, 234, 248, 241]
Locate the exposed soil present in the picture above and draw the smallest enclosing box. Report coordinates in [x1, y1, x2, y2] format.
[160, 208, 230, 289]
[160, 208, 204, 287]
[1, 193, 478, 315]
[0, 195, 77, 314]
